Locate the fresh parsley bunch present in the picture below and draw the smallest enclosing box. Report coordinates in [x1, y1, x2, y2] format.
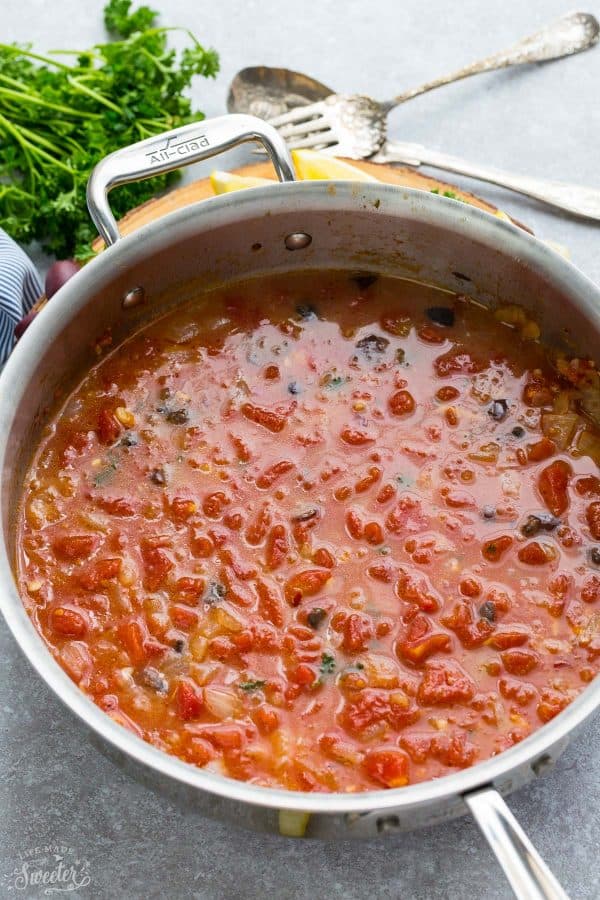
[0, 0, 219, 259]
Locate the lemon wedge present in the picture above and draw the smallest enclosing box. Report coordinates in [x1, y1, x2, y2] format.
[291, 149, 378, 182]
[210, 170, 273, 194]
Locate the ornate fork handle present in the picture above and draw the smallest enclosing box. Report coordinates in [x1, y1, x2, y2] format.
[377, 140, 600, 220]
[382, 11, 599, 113]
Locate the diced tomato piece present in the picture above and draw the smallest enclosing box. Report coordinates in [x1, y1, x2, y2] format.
[398, 632, 451, 665]
[244, 503, 272, 546]
[381, 314, 411, 336]
[441, 601, 493, 649]
[345, 508, 364, 540]
[518, 541, 556, 566]
[184, 737, 215, 767]
[537, 689, 570, 723]
[208, 635, 237, 661]
[581, 575, 600, 604]
[256, 578, 284, 628]
[433, 732, 477, 767]
[293, 663, 317, 686]
[575, 475, 600, 497]
[376, 483, 397, 504]
[395, 568, 441, 612]
[522, 376, 553, 407]
[459, 577, 482, 598]
[481, 535, 513, 562]
[364, 521, 384, 545]
[78, 557, 121, 590]
[443, 489, 475, 509]
[487, 626, 529, 650]
[170, 605, 199, 630]
[367, 562, 395, 583]
[499, 677, 537, 706]
[229, 433, 251, 462]
[354, 466, 382, 493]
[190, 531, 215, 558]
[342, 613, 374, 653]
[174, 577, 205, 606]
[284, 569, 330, 606]
[52, 534, 97, 560]
[171, 497, 197, 520]
[95, 495, 135, 517]
[364, 748, 409, 788]
[265, 524, 289, 570]
[538, 459, 572, 516]
[312, 547, 335, 569]
[434, 350, 482, 377]
[97, 408, 121, 444]
[340, 426, 375, 445]
[242, 402, 286, 433]
[400, 733, 433, 764]
[50, 606, 87, 637]
[586, 501, 600, 540]
[385, 495, 428, 534]
[436, 385, 460, 402]
[119, 619, 147, 665]
[219, 548, 257, 580]
[501, 648, 540, 675]
[340, 689, 418, 735]
[388, 390, 415, 417]
[232, 630, 254, 652]
[176, 679, 204, 720]
[418, 324, 447, 344]
[417, 660, 476, 706]
[202, 491, 230, 519]
[141, 542, 174, 590]
[253, 705, 280, 734]
[527, 436, 556, 462]
[256, 459, 295, 489]
[197, 724, 245, 749]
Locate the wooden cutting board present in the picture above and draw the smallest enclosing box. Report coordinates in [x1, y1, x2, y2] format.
[93, 160, 525, 249]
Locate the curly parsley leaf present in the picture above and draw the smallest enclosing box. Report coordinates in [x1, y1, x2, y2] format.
[319, 653, 336, 675]
[104, 0, 157, 37]
[0, 0, 219, 260]
[238, 680, 266, 692]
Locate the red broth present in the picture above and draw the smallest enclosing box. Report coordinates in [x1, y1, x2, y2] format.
[16, 271, 600, 792]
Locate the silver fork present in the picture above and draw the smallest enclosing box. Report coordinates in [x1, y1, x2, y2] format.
[268, 11, 600, 220]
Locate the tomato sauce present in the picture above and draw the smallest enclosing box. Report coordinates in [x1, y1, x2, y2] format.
[16, 271, 600, 792]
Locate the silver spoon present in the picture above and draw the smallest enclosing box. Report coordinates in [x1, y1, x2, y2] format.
[228, 13, 600, 220]
[227, 66, 333, 121]
[228, 11, 599, 128]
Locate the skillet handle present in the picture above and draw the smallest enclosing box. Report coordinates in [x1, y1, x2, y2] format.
[87, 114, 296, 248]
[466, 788, 569, 900]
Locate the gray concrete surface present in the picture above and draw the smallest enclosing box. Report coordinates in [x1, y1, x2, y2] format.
[2, 1, 600, 897]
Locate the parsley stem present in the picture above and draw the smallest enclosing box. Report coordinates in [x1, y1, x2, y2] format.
[66, 76, 122, 113]
[0, 86, 102, 118]
[0, 44, 72, 71]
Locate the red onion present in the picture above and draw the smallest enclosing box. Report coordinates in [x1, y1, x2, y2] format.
[14, 307, 40, 340]
[15, 259, 81, 342]
[45, 259, 80, 299]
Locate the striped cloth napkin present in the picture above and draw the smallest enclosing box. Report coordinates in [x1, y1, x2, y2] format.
[0, 228, 42, 368]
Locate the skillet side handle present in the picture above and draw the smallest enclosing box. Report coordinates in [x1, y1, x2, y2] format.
[466, 787, 569, 900]
[86, 114, 296, 248]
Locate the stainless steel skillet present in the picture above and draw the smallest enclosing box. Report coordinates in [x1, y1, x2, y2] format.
[2, 114, 599, 900]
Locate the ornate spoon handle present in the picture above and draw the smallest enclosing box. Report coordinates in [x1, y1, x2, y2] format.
[382, 12, 599, 113]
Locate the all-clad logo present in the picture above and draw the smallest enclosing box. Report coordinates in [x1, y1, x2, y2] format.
[3, 844, 91, 894]
[146, 133, 209, 165]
